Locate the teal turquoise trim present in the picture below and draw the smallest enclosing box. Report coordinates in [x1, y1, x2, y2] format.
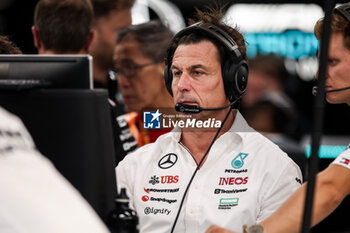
[305, 145, 347, 159]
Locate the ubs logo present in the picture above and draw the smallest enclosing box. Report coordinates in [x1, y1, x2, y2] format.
[149, 175, 160, 185]
[158, 153, 178, 169]
[149, 175, 179, 185]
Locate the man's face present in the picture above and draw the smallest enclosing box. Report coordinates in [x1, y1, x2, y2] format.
[320, 33, 350, 105]
[171, 41, 228, 116]
[90, 8, 132, 71]
[114, 39, 164, 112]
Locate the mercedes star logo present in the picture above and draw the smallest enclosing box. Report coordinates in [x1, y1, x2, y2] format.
[158, 153, 178, 169]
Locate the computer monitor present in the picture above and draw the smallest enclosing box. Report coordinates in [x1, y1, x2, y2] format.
[0, 55, 93, 90]
[0, 89, 117, 224]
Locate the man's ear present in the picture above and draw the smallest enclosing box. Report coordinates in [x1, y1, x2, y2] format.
[85, 29, 96, 52]
[31, 25, 41, 49]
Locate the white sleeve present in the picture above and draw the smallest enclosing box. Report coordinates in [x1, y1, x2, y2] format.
[331, 146, 350, 170]
[257, 160, 303, 222]
[0, 107, 109, 233]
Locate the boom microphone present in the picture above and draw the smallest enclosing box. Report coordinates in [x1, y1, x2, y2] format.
[312, 86, 350, 96]
[327, 86, 350, 93]
[175, 97, 241, 114]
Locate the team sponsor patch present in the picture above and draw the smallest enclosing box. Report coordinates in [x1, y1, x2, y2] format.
[145, 188, 180, 193]
[231, 153, 248, 169]
[141, 187, 178, 204]
[149, 175, 179, 185]
[224, 169, 248, 173]
[149, 175, 160, 185]
[142, 195, 149, 201]
[141, 196, 177, 204]
[218, 198, 239, 210]
[214, 188, 247, 194]
[144, 207, 171, 215]
[158, 153, 178, 169]
[218, 177, 248, 185]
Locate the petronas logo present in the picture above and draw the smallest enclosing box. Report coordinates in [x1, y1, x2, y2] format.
[231, 153, 248, 169]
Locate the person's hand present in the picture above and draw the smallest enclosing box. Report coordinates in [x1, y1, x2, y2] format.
[205, 225, 238, 233]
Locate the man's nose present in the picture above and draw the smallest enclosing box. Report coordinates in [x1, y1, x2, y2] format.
[177, 73, 191, 92]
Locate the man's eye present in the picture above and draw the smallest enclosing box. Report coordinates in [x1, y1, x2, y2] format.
[328, 59, 337, 66]
[193, 71, 203, 76]
[173, 71, 181, 77]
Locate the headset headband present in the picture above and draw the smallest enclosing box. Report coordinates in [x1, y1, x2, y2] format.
[334, 2, 350, 22]
[166, 22, 242, 64]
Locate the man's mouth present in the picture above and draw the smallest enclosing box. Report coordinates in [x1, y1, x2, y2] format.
[180, 101, 197, 105]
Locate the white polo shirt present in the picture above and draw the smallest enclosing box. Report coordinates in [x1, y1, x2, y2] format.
[332, 145, 350, 169]
[0, 107, 109, 233]
[116, 110, 302, 233]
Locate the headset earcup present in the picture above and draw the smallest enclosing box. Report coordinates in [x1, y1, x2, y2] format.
[223, 60, 248, 102]
[164, 64, 173, 96]
[235, 62, 248, 94]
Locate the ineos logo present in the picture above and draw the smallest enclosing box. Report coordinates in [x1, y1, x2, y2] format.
[158, 153, 178, 169]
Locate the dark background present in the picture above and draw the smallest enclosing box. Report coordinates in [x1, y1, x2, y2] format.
[1, 0, 349, 135]
[1, 0, 349, 133]
[2, 0, 350, 54]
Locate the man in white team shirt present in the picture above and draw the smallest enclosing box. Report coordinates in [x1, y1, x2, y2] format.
[206, 2, 350, 233]
[0, 106, 109, 232]
[116, 6, 302, 233]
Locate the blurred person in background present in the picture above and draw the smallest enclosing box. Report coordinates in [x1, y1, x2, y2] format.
[90, 0, 138, 160]
[206, 2, 350, 233]
[113, 20, 175, 147]
[89, 0, 135, 103]
[31, 0, 137, 163]
[0, 35, 22, 54]
[31, 0, 94, 54]
[240, 54, 302, 140]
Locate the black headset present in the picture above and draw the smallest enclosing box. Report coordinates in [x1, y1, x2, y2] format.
[164, 22, 248, 103]
[334, 2, 350, 21]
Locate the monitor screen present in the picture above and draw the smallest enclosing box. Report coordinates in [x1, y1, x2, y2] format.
[0, 55, 93, 90]
[0, 89, 117, 224]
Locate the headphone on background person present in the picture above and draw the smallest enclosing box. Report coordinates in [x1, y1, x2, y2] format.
[312, 2, 350, 96]
[334, 1, 350, 21]
[164, 22, 248, 104]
